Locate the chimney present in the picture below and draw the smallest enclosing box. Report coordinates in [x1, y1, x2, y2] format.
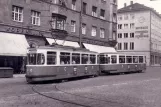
[130, 1, 133, 5]
[124, 3, 127, 7]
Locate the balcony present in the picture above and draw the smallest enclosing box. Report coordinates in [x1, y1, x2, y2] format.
[49, 13, 68, 39]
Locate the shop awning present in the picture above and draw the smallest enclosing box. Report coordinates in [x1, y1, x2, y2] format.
[83, 43, 116, 53]
[46, 38, 80, 48]
[0, 32, 29, 56]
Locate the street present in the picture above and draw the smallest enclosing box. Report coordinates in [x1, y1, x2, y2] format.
[0, 67, 161, 107]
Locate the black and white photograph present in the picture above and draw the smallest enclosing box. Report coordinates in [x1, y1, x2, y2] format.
[0, 0, 161, 106]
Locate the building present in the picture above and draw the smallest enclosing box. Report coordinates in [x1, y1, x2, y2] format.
[117, 1, 161, 66]
[0, 0, 117, 73]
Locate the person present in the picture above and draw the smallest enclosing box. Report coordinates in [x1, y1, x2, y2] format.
[72, 60, 76, 64]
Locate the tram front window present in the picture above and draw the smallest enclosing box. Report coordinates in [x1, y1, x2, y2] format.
[111, 55, 117, 64]
[47, 52, 56, 65]
[119, 55, 125, 63]
[100, 55, 108, 64]
[81, 54, 88, 64]
[27, 53, 45, 65]
[72, 53, 80, 64]
[60, 52, 70, 64]
[90, 54, 96, 64]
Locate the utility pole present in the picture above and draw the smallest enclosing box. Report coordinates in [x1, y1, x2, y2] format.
[79, 0, 83, 48]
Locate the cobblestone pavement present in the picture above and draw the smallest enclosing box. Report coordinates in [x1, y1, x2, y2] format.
[0, 67, 161, 107]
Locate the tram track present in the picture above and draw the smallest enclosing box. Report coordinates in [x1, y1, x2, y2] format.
[31, 83, 136, 107]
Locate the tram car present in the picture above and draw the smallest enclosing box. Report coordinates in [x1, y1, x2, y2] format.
[99, 53, 146, 74]
[25, 45, 99, 83]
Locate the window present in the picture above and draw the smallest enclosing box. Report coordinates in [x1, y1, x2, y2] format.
[60, 52, 70, 64]
[130, 42, 134, 50]
[51, 16, 66, 30]
[126, 56, 132, 63]
[90, 54, 96, 64]
[113, 13, 117, 22]
[111, 55, 117, 64]
[118, 16, 122, 21]
[118, 24, 122, 29]
[91, 26, 97, 36]
[124, 42, 128, 50]
[130, 23, 134, 29]
[139, 56, 144, 63]
[124, 33, 128, 38]
[124, 15, 128, 20]
[119, 56, 125, 63]
[83, 2, 87, 14]
[118, 33, 122, 38]
[92, 6, 97, 17]
[113, 31, 116, 40]
[47, 52, 56, 65]
[72, 53, 80, 64]
[133, 56, 138, 63]
[72, 0, 76, 10]
[130, 33, 134, 38]
[100, 28, 105, 38]
[31, 10, 40, 26]
[82, 23, 86, 35]
[100, 55, 109, 64]
[100, 9, 105, 19]
[37, 53, 45, 65]
[117, 43, 122, 50]
[124, 24, 128, 29]
[27, 53, 36, 65]
[113, 0, 116, 4]
[71, 20, 76, 32]
[12, 6, 23, 22]
[81, 54, 88, 64]
[130, 14, 135, 19]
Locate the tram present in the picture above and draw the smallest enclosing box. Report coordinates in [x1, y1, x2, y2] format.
[99, 53, 146, 74]
[25, 45, 99, 83]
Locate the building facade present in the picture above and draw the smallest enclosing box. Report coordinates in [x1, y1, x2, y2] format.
[0, 0, 117, 73]
[117, 2, 161, 66]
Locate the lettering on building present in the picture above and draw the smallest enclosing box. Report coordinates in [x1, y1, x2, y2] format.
[135, 26, 149, 38]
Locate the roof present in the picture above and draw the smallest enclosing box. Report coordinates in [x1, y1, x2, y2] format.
[118, 3, 161, 18]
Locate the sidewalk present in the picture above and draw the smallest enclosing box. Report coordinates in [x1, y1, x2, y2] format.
[13, 74, 25, 78]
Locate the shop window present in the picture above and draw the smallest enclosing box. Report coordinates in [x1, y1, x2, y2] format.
[81, 54, 88, 64]
[60, 52, 70, 64]
[133, 56, 138, 63]
[90, 54, 96, 64]
[72, 53, 80, 64]
[119, 55, 125, 63]
[12, 5, 23, 22]
[111, 55, 117, 64]
[47, 52, 56, 65]
[126, 56, 132, 63]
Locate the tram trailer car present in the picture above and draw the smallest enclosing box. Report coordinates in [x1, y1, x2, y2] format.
[26, 45, 99, 83]
[99, 53, 146, 74]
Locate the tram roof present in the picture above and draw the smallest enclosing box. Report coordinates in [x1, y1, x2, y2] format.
[28, 45, 98, 53]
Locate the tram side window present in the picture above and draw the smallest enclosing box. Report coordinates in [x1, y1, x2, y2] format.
[139, 56, 144, 63]
[100, 55, 108, 64]
[28, 53, 36, 65]
[119, 56, 125, 63]
[72, 53, 80, 64]
[133, 56, 138, 63]
[111, 55, 117, 64]
[37, 53, 45, 65]
[126, 56, 132, 63]
[81, 54, 88, 64]
[60, 52, 70, 64]
[90, 54, 96, 64]
[47, 52, 56, 65]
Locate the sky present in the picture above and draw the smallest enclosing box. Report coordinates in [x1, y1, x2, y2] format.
[118, 0, 161, 14]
